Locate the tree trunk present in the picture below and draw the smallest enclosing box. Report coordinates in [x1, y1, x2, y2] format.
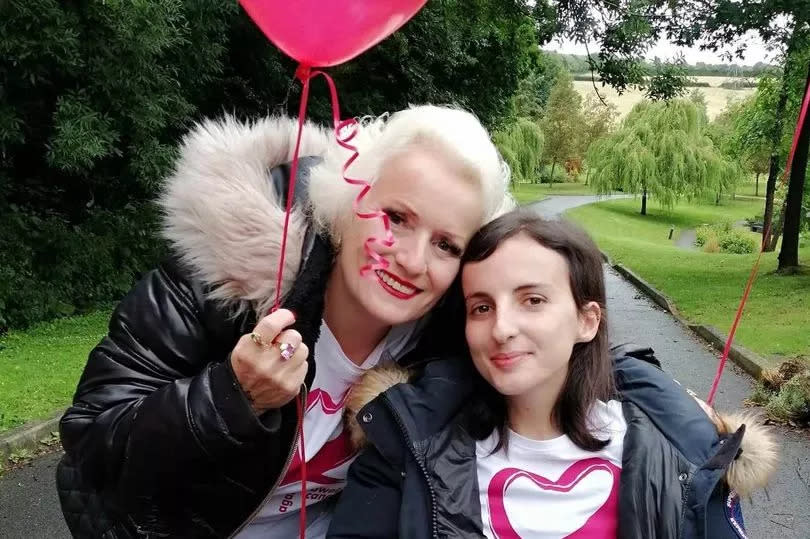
[755, 172, 760, 197]
[549, 161, 556, 188]
[641, 188, 647, 215]
[763, 27, 799, 251]
[778, 64, 810, 271]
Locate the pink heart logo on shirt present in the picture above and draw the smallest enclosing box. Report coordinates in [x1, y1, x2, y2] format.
[487, 457, 621, 539]
[307, 388, 348, 415]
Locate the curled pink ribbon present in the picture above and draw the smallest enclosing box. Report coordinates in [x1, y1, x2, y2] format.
[272, 66, 395, 313]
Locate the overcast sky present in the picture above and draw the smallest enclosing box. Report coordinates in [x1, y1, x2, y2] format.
[545, 30, 779, 66]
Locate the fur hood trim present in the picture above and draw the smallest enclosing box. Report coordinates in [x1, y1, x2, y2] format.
[159, 115, 332, 316]
[713, 411, 779, 496]
[345, 364, 411, 449]
[344, 364, 778, 497]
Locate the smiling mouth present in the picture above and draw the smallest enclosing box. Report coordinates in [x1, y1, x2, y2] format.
[490, 352, 528, 368]
[375, 270, 421, 299]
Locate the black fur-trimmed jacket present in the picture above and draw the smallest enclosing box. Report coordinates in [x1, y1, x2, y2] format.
[55, 117, 465, 538]
[328, 349, 778, 539]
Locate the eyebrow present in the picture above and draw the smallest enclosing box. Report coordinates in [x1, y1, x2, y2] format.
[464, 283, 549, 302]
[393, 200, 466, 243]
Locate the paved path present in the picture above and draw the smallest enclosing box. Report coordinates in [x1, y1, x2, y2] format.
[529, 196, 810, 538]
[0, 451, 67, 538]
[1, 195, 807, 538]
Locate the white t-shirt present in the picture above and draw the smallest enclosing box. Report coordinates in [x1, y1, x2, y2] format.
[236, 320, 418, 538]
[476, 400, 627, 539]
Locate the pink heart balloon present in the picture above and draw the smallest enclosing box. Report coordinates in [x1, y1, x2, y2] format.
[239, 0, 427, 67]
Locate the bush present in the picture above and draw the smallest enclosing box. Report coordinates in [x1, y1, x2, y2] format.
[766, 373, 810, 424]
[0, 204, 165, 331]
[695, 225, 714, 247]
[694, 223, 756, 254]
[703, 237, 721, 253]
[538, 164, 569, 185]
[718, 229, 758, 254]
[719, 79, 758, 89]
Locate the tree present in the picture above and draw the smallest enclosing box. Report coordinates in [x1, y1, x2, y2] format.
[511, 51, 566, 121]
[579, 95, 617, 183]
[645, 56, 690, 101]
[589, 100, 737, 215]
[706, 101, 740, 203]
[541, 72, 583, 184]
[728, 86, 785, 198]
[580, 95, 618, 151]
[778, 65, 810, 272]
[494, 119, 544, 185]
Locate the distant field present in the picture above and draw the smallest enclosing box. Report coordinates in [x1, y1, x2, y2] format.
[573, 76, 756, 120]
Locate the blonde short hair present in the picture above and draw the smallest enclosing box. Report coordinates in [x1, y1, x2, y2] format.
[308, 105, 514, 243]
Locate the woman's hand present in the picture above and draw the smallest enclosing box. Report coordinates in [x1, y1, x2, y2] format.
[230, 309, 309, 414]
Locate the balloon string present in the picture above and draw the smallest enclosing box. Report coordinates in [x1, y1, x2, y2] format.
[295, 391, 306, 538]
[706, 75, 810, 405]
[272, 69, 313, 313]
[269, 66, 313, 539]
[305, 68, 395, 275]
[271, 64, 396, 538]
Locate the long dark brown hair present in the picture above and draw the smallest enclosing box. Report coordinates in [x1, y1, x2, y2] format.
[462, 209, 614, 452]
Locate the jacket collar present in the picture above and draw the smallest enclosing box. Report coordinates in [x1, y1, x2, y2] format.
[348, 351, 778, 497]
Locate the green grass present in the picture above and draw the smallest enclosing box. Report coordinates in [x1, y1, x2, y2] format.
[734, 176, 766, 199]
[511, 182, 595, 204]
[567, 197, 810, 365]
[0, 309, 111, 432]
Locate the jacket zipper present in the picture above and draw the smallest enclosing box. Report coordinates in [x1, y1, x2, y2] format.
[228, 386, 308, 538]
[381, 394, 440, 538]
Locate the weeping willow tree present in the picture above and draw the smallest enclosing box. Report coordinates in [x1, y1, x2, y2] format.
[588, 100, 739, 215]
[494, 118, 544, 184]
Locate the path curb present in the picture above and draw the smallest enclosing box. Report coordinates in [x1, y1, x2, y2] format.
[687, 325, 766, 379]
[611, 263, 680, 315]
[520, 195, 550, 207]
[607, 257, 770, 381]
[0, 410, 63, 462]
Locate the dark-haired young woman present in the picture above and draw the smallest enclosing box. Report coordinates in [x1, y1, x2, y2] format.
[328, 210, 777, 539]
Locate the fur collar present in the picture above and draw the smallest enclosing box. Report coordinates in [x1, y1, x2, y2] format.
[345, 363, 778, 497]
[159, 115, 332, 316]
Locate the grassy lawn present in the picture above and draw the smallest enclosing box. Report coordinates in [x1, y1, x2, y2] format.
[567, 197, 810, 365]
[511, 182, 595, 204]
[734, 176, 766, 199]
[0, 309, 111, 433]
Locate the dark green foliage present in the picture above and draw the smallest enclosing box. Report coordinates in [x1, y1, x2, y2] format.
[511, 51, 566, 121]
[0, 203, 165, 330]
[1, 0, 541, 331]
[644, 57, 688, 101]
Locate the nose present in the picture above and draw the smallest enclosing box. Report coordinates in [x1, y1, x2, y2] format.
[492, 305, 518, 344]
[394, 232, 429, 276]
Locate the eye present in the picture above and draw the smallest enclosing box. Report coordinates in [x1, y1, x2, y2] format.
[436, 238, 463, 257]
[525, 295, 546, 307]
[469, 304, 491, 316]
[384, 209, 406, 225]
